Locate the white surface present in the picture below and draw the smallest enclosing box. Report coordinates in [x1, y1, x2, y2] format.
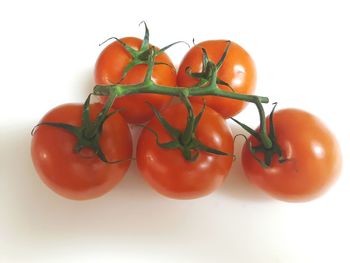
[1, 0, 349, 262]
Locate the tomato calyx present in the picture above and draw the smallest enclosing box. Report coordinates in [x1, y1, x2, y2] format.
[142, 92, 233, 161]
[185, 41, 234, 92]
[32, 94, 124, 163]
[232, 103, 287, 167]
[99, 21, 186, 82]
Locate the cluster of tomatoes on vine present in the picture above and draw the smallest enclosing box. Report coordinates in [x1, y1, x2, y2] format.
[31, 23, 341, 202]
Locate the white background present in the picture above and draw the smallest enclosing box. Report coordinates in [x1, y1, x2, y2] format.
[1, 0, 349, 262]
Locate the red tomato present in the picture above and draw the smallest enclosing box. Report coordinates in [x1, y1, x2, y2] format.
[136, 103, 234, 199]
[31, 103, 132, 200]
[95, 37, 177, 124]
[241, 108, 342, 202]
[177, 40, 256, 118]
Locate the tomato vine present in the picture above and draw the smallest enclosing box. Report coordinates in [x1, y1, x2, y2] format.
[31, 22, 341, 201]
[93, 29, 278, 165]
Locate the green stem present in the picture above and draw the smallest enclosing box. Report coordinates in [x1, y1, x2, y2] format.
[94, 82, 272, 149]
[93, 83, 269, 104]
[254, 98, 273, 149]
[95, 89, 118, 127]
[179, 92, 195, 145]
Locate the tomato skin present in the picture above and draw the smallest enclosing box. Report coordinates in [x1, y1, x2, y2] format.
[95, 37, 177, 124]
[31, 103, 132, 200]
[177, 40, 256, 118]
[136, 103, 234, 199]
[242, 108, 342, 202]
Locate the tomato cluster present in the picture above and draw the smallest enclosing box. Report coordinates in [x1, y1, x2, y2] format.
[31, 26, 341, 202]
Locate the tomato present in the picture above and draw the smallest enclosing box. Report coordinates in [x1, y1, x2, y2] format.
[177, 40, 256, 118]
[136, 102, 234, 199]
[241, 108, 342, 202]
[94, 37, 177, 124]
[31, 103, 132, 200]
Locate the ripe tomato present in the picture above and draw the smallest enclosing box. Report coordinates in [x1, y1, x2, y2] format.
[136, 102, 234, 199]
[177, 40, 256, 118]
[95, 37, 177, 124]
[31, 103, 132, 200]
[241, 108, 342, 202]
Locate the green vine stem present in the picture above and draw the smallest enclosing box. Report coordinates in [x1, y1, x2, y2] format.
[93, 77, 273, 150]
[93, 35, 273, 151]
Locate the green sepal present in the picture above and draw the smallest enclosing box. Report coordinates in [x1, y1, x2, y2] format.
[193, 100, 206, 131]
[154, 61, 175, 71]
[201, 48, 209, 68]
[31, 122, 80, 137]
[104, 23, 186, 83]
[82, 93, 93, 126]
[216, 78, 235, 92]
[143, 47, 156, 82]
[185, 66, 204, 79]
[32, 95, 126, 164]
[183, 148, 200, 161]
[266, 102, 287, 164]
[232, 102, 287, 168]
[137, 124, 182, 151]
[268, 102, 278, 140]
[156, 41, 190, 56]
[184, 44, 233, 91]
[179, 92, 195, 144]
[231, 117, 260, 140]
[159, 141, 182, 149]
[99, 37, 138, 57]
[196, 141, 231, 156]
[96, 107, 125, 135]
[216, 41, 231, 70]
[233, 134, 268, 169]
[95, 148, 125, 164]
[120, 60, 145, 81]
[139, 21, 150, 51]
[143, 100, 232, 162]
[146, 102, 181, 139]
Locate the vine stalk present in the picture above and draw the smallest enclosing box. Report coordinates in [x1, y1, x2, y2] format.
[93, 80, 273, 150]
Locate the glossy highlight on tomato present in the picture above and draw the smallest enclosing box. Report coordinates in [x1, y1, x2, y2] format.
[177, 40, 256, 118]
[31, 103, 132, 200]
[241, 108, 342, 202]
[136, 103, 234, 199]
[95, 37, 177, 124]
